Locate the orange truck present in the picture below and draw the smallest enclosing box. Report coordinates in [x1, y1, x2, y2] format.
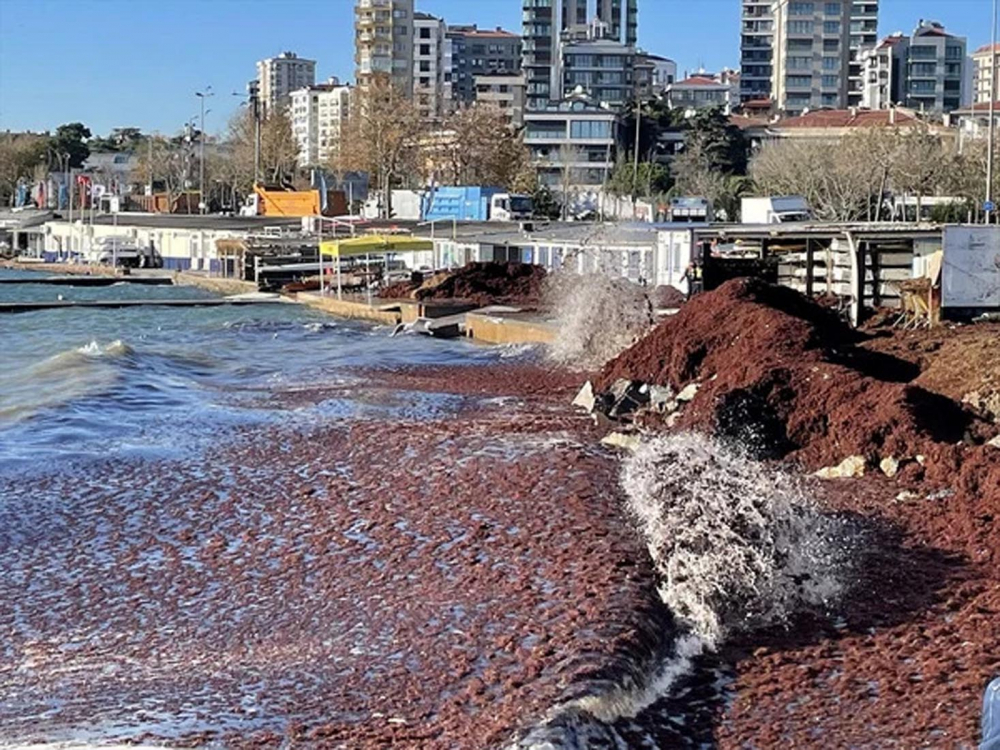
[240, 185, 347, 217]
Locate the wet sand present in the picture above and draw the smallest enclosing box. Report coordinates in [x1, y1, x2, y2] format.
[0, 364, 666, 747]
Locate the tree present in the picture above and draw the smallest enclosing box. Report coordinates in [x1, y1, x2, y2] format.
[435, 104, 532, 189]
[129, 134, 194, 209]
[0, 133, 48, 206]
[50, 122, 92, 168]
[606, 157, 671, 199]
[334, 75, 425, 218]
[88, 127, 145, 152]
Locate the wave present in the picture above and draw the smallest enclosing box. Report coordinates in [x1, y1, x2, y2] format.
[0, 340, 134, 423]
[509, 433, 858, 747]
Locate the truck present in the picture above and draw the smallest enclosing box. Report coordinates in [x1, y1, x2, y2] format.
[740, 196, 812, 224]
[239, 185, 348, 218]
[84, 236, 162, 268]
[421, 186, 533, 223]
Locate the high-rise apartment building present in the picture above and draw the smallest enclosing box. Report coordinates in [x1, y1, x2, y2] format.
[972, 43, 1000, 104]
[256, 52, 317, 117]
[413, 12, 452, 121]
[522, 0, 638, 110]
[771, 0, 851, 115]
[289, 79, 352, 167]
[848, 1, 879, 106]
[740, 1, 879, 112]
[354, 0, 414, 95]
[448, 25, 522, 107]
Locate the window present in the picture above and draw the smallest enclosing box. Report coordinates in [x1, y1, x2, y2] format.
[821, 74, 838, 88]
[420, 28, 430, 39]
[420, 61, 430, 72]
[420, 44, 430, 55]
[821, 93, 838, 106]
[789, 39, 813, 51]
[569, 119, 612, 139]
[788, 56, 812, 70]
[946, 46, 964, 60]
[823, 39, 840, 51]
[822, 56, 839, 70]
[910, 62, 937, 76]
[789, 20, 814, 34]
[786, 75, 812, 88]
[789, 2, 814, 14]
[910, 45, 936, 60]
[824, 2, 841, 15]
[910, 80, 936, 93]
[823, 21, 840, 34]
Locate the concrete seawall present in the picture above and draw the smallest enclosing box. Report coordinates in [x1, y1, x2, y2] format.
[173, 272, 257, 296]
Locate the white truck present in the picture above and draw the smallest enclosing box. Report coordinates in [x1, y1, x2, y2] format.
[741, 196, 812, 224]
[84, 236, 162, 268]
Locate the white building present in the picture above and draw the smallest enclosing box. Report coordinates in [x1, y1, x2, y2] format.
[256, 52, 317, 117]
[971, 42, 1000, 105]
[413, 12, 452, 121]
[289, 79, 352, 168]
[665, 75, 737, 112]
[862, 33, 906, 109]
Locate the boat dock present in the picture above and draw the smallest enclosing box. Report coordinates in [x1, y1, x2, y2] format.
[0, 298, 284, 314]
[0, 276, 174, 287]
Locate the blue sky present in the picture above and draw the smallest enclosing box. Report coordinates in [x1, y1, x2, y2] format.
[0, 0, 993, 137]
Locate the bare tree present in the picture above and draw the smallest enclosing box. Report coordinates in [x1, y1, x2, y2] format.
[435, 104, 531, 189]
[129, 135, 193, 211]
[0, 133, 48, 207]
[333, 75, 425, 219]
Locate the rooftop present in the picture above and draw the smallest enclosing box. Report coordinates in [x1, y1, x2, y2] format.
[775, 107, 920, 129]
[671, 76, 730, 89]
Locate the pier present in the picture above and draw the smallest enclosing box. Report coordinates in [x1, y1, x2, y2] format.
[0, 298, 284, 314]
[0, 276, 174, 287]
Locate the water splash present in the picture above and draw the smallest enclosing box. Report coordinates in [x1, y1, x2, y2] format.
[544, 271, 655, 370]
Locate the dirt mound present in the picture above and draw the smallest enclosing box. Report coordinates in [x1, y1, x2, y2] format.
[595, 278, 980, 470]
[382, 263, 546, 307]
[652, 285, 687, 309]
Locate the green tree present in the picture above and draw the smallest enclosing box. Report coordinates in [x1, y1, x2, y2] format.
[50, 123, 92, 168]
[531, 185, 561, 220]
[606, 157, 670, 199]
[0, 133, 48, 206]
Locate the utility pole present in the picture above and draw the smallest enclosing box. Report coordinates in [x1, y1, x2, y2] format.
[988, 0, 998, 223]
[196, 86, 214, 214]
[632, 99, 642, 201]
[247, 80, 262, 186]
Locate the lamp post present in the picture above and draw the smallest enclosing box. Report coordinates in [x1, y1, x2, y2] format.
[196, 86, 214, 214]
[988, 0, 998, 223]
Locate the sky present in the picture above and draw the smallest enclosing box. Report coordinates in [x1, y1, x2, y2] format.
[0, 0, 994, 137]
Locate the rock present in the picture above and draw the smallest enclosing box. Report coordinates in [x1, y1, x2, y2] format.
[606, 379, 650, 418]
[814, 455, 867, 479]
[880, 456, 900, 478]
[648, 384, 675, 408]
[987, 434, 1000, 449]
[572, 381, 596, 412]
[600, 432, 642, 452]
[676, 382, 700, 402]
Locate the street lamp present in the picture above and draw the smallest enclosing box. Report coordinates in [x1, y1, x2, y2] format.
[196, 86, 214, 214]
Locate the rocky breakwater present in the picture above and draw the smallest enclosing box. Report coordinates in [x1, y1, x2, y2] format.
[574, 277, 999, 747]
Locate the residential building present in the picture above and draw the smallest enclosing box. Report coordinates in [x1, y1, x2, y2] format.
[447, 25, 522, 107]
[953, 101, 1000, 140]
[523, 91, 617, 189]
[413, 12, 452, 121]
[971, 42, 1000, 104]
[731, 106, 953, 147]
[903, 21, 966, 113]
[772, 0, 852, 115]
[256, 52, 316, 117]
[561, 36, 636, 108]
[848, 1, 879, 107]
[474, 72, 526, 127]
[862, 22, 967, 114]
[289, 78, 352, 167]
[740, 0, 774, 104]
[522, 0, 638, 111]
[740, 0, 878, 111]
[355, 0, 414, 95]
[862, 33, 906, 109]
[635, 53, 676, 97]
[665, 75, 736, 112]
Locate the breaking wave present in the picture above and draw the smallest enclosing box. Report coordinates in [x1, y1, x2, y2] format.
[0, 340, 133, 423]
[511, 432, 857, 747]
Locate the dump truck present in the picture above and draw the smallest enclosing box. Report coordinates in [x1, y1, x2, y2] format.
[422, 186, 533, 222]
[240, 185, 348, 218]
